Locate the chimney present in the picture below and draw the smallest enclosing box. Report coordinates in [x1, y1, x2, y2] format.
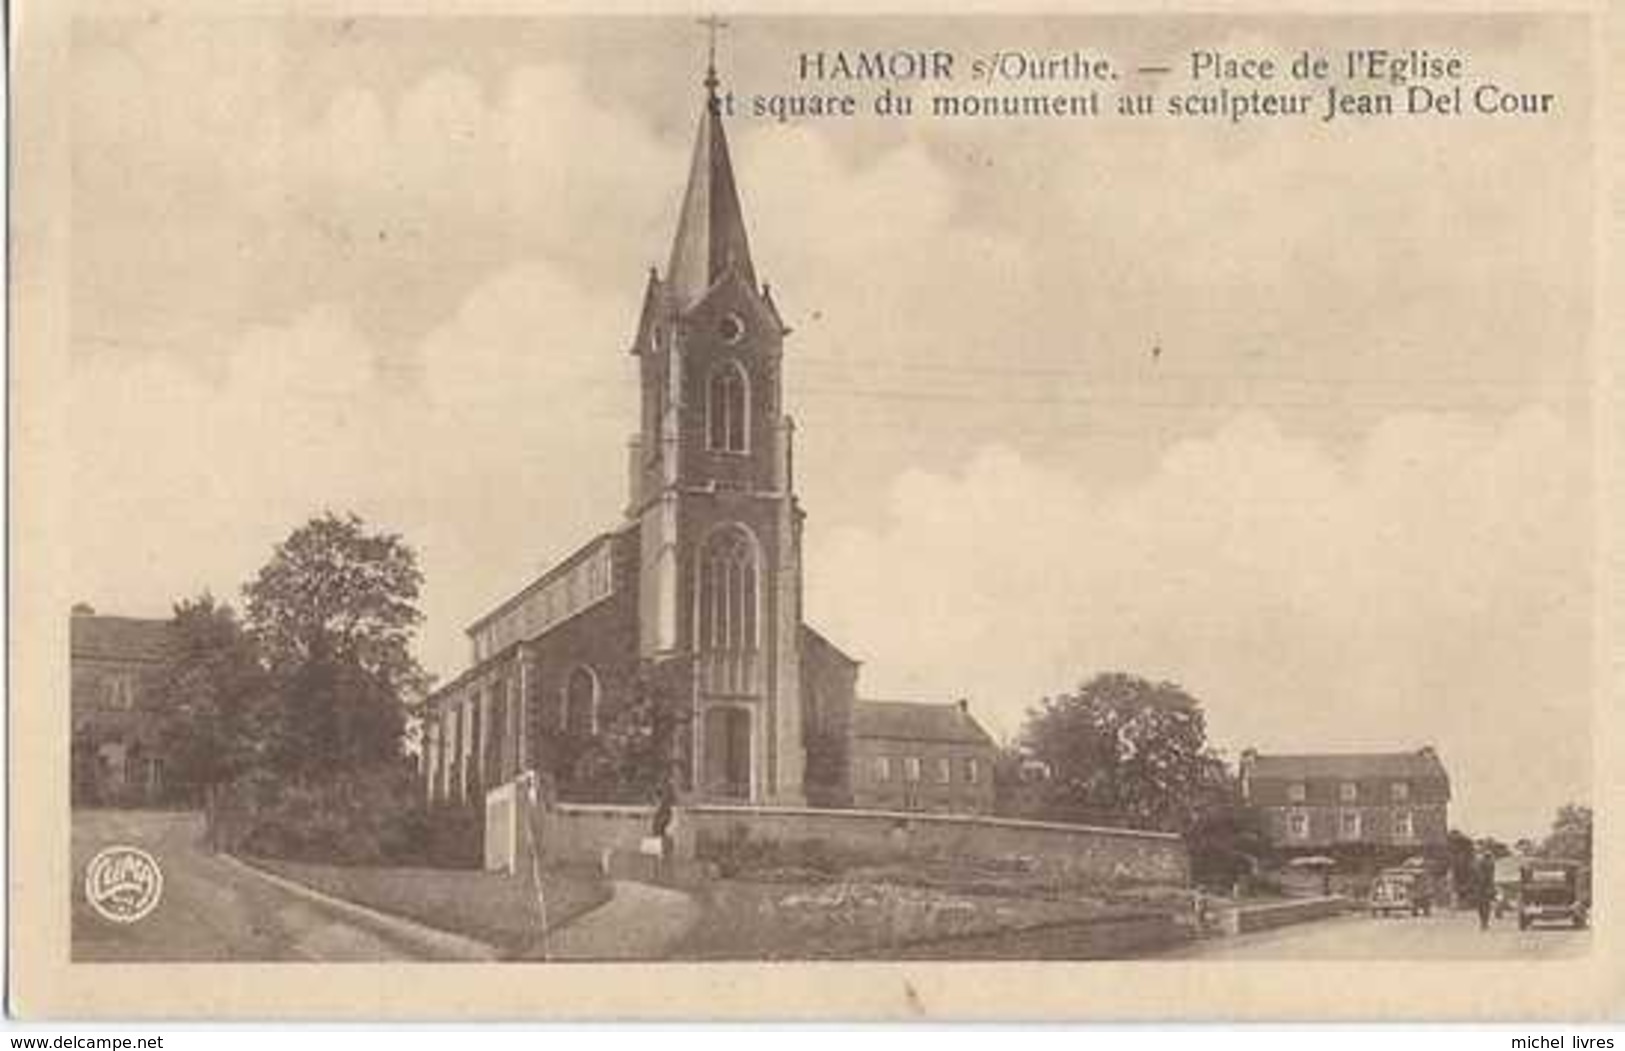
[956, 698, 969, 714]
[72, 602, 96, 617]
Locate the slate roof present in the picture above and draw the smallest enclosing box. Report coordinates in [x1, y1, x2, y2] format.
[70, 614, 174, 664]
[799, 623, 859, 668]
[1243, 749, 1449, 783]
[853, 699, 995, 747]
[665, 72, 756, 310]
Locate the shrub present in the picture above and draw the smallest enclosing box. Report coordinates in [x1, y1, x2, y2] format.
[697, 825, 864, 880]
[213, 765, 478, 868]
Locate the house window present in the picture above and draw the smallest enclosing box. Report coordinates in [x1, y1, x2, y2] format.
[563, 665, 599, 736]
[1288, 809, 1310, 840]
[104, 675, 135, 710]
[1393, 810, 1415, 840]
[707, 361, 749, 453]
[1287, 782, 1307, 803]
[1339, 809, 1362, 840]
[1390, 781, 1410, 802]
[904, 757, 922, 782]
[965, 758, 980, 784]
[875, 756, 892, 783]
[935, 757, 951, 784]
[1339, 781, 1358, 803]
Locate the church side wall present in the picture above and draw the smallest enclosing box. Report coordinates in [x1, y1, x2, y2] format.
[799, 632, 856, 807]
[524, 532, 643, 778]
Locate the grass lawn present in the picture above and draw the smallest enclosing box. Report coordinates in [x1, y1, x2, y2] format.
[248, 855, 611, 957]
[671, 877, 1141, 959]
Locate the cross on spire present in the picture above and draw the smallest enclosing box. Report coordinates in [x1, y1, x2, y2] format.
[698, 14, 729, 94]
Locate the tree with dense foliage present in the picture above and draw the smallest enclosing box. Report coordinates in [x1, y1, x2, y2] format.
[565, 657, 692, 803]
[1018, 672, 1227, 833]
[156, 594, 273, 802]
[1184, 771, 1270, 889]
[244, 512, 429, 779]
[1540, 803, 1592, 863]
[991, 743, 1051, 819]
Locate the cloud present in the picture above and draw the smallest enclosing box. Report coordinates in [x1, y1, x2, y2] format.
[72, 21, 685, 358]
[71, 255, 635, 683]
[806, 406, 1590, 839]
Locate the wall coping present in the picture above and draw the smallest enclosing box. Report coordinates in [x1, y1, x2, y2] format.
[549, 800, 1182, 843]
[1231, 895, 1350, 915]
[683, 802, 1184, 843]
[553, 802, 656, 818]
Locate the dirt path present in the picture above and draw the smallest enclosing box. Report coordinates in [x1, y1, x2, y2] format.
[537, 880, 700, 960]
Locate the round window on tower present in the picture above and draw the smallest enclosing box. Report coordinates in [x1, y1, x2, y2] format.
[719, 313, 746, 345]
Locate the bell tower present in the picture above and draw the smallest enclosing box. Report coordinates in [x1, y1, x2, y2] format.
[626, 45, 804, 805]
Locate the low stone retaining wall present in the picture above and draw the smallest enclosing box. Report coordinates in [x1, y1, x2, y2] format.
[1221, 895, 1352, 935]
[536, 800, 1188, 888]
[689, 804, 1187, 885]
[542, 802, 654, 869]
[887, 912, 1193, 960]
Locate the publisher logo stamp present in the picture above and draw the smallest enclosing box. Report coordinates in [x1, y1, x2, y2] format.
[84, 845, 163, 924]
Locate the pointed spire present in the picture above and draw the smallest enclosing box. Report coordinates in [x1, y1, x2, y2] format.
[665, 35, 757, 311]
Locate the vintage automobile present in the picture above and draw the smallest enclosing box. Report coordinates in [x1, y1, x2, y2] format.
[1518, 860, 1590, 929]
[1369, 867, 1435, 917]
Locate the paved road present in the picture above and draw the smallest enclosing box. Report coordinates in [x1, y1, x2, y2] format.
[73, 809, 427, 961]
[1163, 906, 1592, 960]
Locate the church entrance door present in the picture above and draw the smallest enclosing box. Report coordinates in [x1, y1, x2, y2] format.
[702, 706, 751, 800]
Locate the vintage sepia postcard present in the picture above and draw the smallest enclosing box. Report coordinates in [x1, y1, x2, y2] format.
[8, 0, 1624, 1022]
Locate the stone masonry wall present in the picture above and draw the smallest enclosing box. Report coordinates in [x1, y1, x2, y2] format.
[540, 801, 1189, 887]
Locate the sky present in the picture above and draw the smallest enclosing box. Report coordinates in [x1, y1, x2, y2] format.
[69, 14, 1594, 840]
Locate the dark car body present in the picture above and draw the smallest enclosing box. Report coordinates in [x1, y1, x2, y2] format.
[1518, 860, 1590, 929]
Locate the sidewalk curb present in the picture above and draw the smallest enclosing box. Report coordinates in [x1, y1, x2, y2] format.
[221, 853, 501, 961]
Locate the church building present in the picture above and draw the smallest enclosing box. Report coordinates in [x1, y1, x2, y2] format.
[421, 56, 994, 812]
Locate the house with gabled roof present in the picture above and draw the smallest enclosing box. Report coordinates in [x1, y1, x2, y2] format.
[1239, 746, 1451, 862]
[850, 699, 997, 814]
[70, 605, 175, 805]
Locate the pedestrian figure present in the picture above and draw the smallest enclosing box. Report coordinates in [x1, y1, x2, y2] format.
[1474, 849, 1496, 931]
[650, 779, 677, 881]
[652, 779, 675, 840]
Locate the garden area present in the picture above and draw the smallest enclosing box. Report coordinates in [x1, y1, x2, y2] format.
[671, 834, 1195, 959]
[248, 855, 609, 957]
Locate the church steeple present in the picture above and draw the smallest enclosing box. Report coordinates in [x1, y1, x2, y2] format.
[665, 57, 757, 311]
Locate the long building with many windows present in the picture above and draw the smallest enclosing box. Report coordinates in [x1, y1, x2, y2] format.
[1239, 746, 1452, 863]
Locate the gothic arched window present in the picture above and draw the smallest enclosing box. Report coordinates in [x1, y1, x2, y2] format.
[707, 361, 748, 453]
[563, 665, 599, 736]
[698, 527, 758, 654]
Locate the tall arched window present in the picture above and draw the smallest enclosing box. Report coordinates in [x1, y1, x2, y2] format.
[563, 665, 599, 736]
[699, 527, 758, 652]
[697, 527, 759, 694]
[707, 361, 748, 453]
